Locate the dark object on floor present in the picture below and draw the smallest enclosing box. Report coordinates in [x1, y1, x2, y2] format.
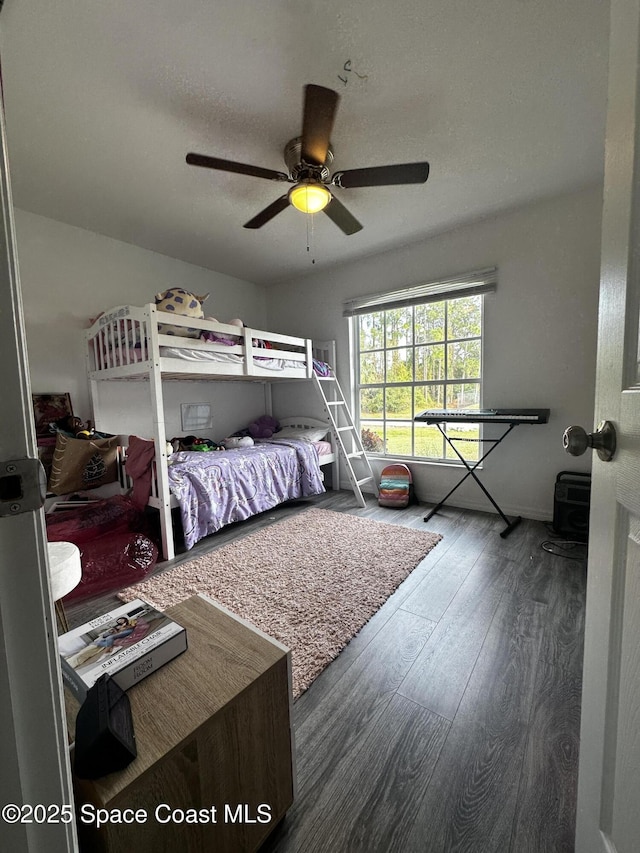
[74, 675, 136, 780]
[46, 495, 158, 601]
[553, 470, 591, 542]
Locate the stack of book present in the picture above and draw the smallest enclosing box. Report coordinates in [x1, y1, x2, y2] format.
[58, 598, 188, 701]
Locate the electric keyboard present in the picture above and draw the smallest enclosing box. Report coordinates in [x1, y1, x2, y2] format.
[415, 408, 550, 425]
[416, 406, 550, 537]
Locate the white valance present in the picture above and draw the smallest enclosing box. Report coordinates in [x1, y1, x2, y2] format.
[342, 267, 497, 317]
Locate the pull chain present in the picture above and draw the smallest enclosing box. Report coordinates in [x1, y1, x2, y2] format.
[306, 214, 316, 264]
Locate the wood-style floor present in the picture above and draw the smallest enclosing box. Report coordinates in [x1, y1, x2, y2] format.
[65, 491, 587, 853]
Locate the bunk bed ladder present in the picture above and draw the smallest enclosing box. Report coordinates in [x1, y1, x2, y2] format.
[312, 372, 377, 507]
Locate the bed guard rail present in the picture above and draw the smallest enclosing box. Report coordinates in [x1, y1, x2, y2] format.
[86, 304, 314, 378]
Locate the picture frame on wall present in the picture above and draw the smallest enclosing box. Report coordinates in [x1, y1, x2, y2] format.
[32, 393, 73, 437]
[181, 402, 212, 432]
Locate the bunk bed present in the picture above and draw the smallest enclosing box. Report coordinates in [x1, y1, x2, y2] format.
[85, 303, 339, 561]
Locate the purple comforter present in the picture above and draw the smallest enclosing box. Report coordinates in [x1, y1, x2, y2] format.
[167, 439, 325, 549]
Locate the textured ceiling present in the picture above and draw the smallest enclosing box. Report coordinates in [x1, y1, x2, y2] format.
[0, 0, 610, 285]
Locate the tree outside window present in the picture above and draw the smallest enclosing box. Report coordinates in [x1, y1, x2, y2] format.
[356, 295, 483, 461]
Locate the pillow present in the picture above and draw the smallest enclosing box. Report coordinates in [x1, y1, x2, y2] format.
[48, 433, 119, 495]
[273, 426, 329, 443]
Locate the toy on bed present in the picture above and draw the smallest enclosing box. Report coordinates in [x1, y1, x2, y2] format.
[248, 414, 280, 438]
[223, 435, 254, 449]
[222, 415, 280, 448]
[198, 316, 245, 346]
[187, 437, 225, 452]
[52, 416, 97, 440]
[155, 288, 209, 339]
[169, 436, 225, 452]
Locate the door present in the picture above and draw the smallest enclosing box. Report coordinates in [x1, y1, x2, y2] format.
[575, 0, 640, 851]
[0, 47, 77, 853]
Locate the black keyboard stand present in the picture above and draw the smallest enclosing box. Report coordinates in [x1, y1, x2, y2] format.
[423, 422, 522, 538]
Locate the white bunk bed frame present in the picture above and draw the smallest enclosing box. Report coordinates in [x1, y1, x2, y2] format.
[85, 303, 339, 560]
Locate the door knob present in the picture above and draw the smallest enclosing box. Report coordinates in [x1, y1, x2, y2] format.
[563, 420, 616, 462]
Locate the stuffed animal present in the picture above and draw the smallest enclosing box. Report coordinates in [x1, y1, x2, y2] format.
[224, 436, 254, 449]
[169, 436, 224, 452]
[247, 414, 280, 438]
[155, 288, 209, 339]
[225, 318, 244, 343]
[53, 416, 96, 439]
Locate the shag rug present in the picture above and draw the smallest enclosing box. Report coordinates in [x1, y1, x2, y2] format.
[118, 508, 442, 698]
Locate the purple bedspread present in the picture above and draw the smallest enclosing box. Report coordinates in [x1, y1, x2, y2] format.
[167, 439, 326, 550]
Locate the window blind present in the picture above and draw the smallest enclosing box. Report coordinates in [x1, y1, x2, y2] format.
[342, 267, 497, 317]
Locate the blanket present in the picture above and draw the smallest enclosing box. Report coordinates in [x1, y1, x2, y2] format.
[126, 435, 156, 508]
[168, 439, 325, 550]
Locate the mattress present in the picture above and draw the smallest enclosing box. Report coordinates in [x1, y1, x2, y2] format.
[160, 346, 306, 372]
[313, 440, 333, 456]
[96, 344, 307, 373]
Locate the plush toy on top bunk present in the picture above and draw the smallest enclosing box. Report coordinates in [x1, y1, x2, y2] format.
[155, 288, 209, 339]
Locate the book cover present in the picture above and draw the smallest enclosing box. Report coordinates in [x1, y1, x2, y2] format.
[58, 598, 187, 701]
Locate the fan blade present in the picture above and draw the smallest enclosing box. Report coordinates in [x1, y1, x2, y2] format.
[243, 195, 290, 229]
[186, 152, 290, 182]
[301, 84, 340, 167]
[323, 195, 363, 235]
[333, 161, 430, 189]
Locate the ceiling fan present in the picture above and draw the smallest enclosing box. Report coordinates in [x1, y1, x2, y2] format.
[186, 84, 430, 235]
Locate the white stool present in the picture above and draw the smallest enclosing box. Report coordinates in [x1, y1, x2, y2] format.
[47, 542, 82, 633]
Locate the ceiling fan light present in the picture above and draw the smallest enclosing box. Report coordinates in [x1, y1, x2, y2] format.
[289, 183, 331, 214]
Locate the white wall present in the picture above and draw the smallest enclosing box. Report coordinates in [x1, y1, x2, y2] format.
[267, 186, 602, 521]
[14, 209, 269, 442]
[14, 187, 602, 521]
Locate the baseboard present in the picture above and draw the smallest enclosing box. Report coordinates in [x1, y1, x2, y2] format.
[355, 482, 551, 523]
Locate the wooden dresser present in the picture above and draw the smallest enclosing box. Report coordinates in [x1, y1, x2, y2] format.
[64, 594, 295, 853]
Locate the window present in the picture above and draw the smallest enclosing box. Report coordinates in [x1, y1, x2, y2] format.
[347, 269, 494, 462]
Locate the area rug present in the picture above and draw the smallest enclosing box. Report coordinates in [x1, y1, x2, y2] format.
[118, 507, 442, 698]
